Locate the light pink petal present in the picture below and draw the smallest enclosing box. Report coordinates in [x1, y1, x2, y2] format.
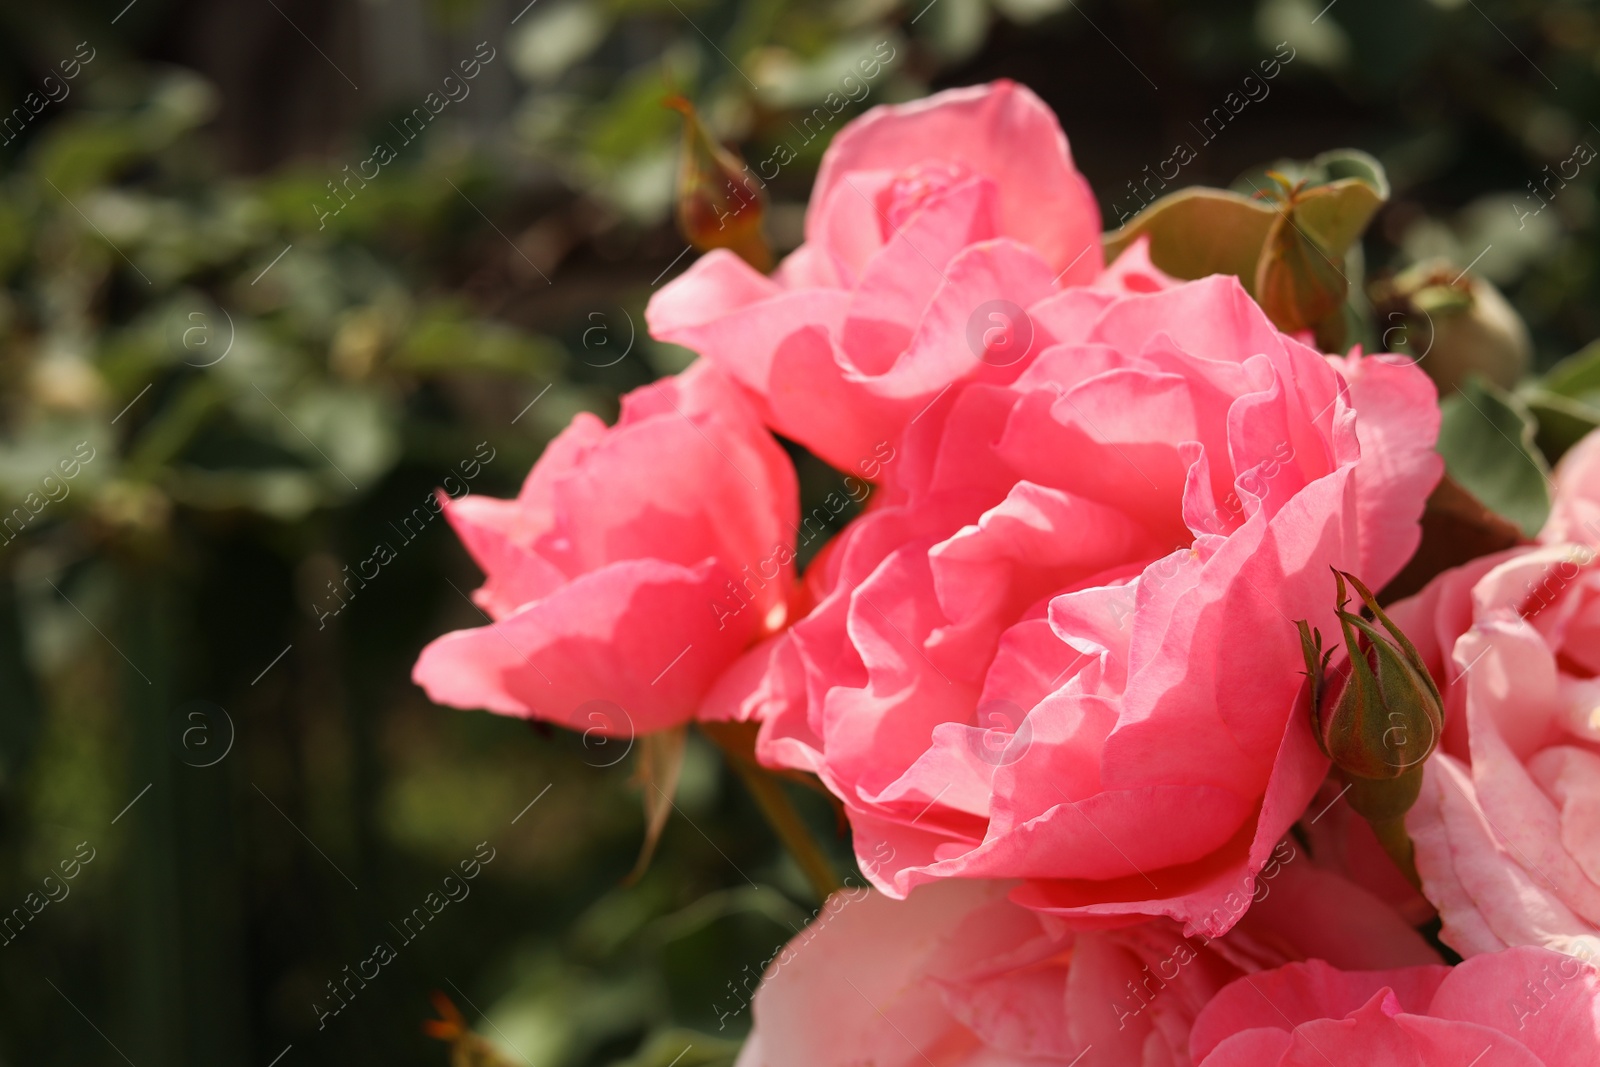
[645, 283, 852, 432]
[1237, 860, 1442, 970]
[1408, 755, 1600, 958]
[740, 880, 1005, 1067]
[840, 173, 1003, 371]
[1429, 945, 1600, 1064]
[1528, 746, 1600, 887]
[443, 412, 607, 616]
[867, 238, 1060, 401]
[1544, 429, 1600, 545]
[1329, 350, 1444, 591]
[701, 631, 806, 724]
[810, 80, 1101, 283]
[547, 363, 797, 628]
[927, 481, 1160, 674]
[645, 247, 783, 339]
[412, 558, 755, 734]
[1064, 934, 1151, 1063]
[1086, 274, 1289, 369]
[442, 494, 570, 617]
[1189, 961, 1450, 1063]
[743, 240, 1058, 473]
[1095, 235, 1180, 295]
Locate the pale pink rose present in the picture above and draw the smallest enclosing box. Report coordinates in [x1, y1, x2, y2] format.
[1397, 430, 1600, 960]
[646, 80, 1173, 474]
[734, 847, 1437, 1067]
[412, 361, 797, 735]
[1189, 947, 1600, 1066]
[711, 274, 1442, 934]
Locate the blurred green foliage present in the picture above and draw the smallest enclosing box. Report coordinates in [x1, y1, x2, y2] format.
[1, 0, 1599, 1064]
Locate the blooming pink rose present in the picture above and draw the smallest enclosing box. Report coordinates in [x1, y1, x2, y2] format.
[1189, 947, 1600, 1066]
[646, 80, 1174, 474]
[734, 849, 1437, 1067]
[412, 361, 797, 736]
[710, 274, 1442, 935]
[1396, 430, 1600, 959]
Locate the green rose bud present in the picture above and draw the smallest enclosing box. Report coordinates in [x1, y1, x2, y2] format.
[1250, 170, 1352, 350]
[1370, 258, 1532, 396]
[667, 95, 771, 273]
[1297, 569, 1444, 885]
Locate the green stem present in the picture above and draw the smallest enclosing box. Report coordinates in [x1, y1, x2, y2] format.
[1369, 815, 1422, 891]
[725, 755, 841, 902]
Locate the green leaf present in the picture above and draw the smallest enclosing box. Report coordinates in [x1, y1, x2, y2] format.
[1437, 376, 1551, 537]
[1538, 339, 1600, 403]
[1231, 147, 1390, 205]
[1102, 188, 1277, 293]
[1103, 149, 1387, 307]
[1522, 388, 1600, 462]
[611, 1028, 741, 1067]
[395, 304, 564, 378]
[1516, 340, 1600, 461]
[1290, 177, 1386, 261]
[1231, 150, 1387, 257]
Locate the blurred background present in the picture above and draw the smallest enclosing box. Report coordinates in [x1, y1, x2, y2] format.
[0, 0, 1593, 1062]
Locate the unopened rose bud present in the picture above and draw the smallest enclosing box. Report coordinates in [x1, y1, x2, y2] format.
[666, 95, 771, 272]
[1251, 172, 1350, 348]
[1370, 258, 1532, 395]
[1298, 569, 1443, 884]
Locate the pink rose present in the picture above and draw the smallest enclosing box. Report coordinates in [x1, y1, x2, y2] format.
[1189, 947, 1600, 1066]
[712, 274, 1442, 934]
[646, 80, 1172, 475]
[1397, 431, 1600, 959]
[412, 361, 797, 736]
[734, 851, 1437, 1067]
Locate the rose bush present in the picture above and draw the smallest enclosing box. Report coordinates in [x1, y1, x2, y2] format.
[646, 80, 1174, 475]
[1396, 430, 1600, 959]
[709, 269, 1442, 934]
[735, 849, 1437, 1067]
[1189, 947, 1600, 1066]
[412, 361, 797, 736]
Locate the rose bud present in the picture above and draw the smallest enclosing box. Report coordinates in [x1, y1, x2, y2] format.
[1369, 258, 1532, 396]
[666, 95, 771, 272]
[1298, 569, 1443, 883]
[1251, 171, 1351, 348]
